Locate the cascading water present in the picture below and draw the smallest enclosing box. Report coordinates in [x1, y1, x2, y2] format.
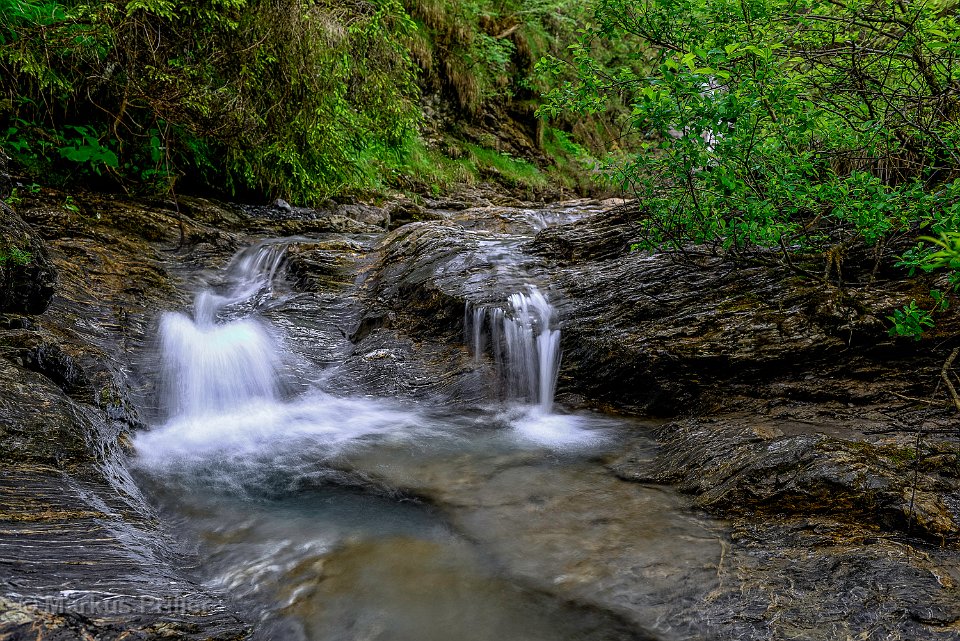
[128, 224, 728, 641]
[465, 287, 606, 447]
[160, 314, 281, 417]
[136, 240, 427, 474]
[159, 242, 288, 420]
[466, 286, 561, 412]
[126, 226, 653, 641]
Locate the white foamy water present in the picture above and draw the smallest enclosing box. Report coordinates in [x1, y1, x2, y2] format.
[137, 241, 603, 479]
[134, 393, 426, 468]
[138, 240, 438, 468]
[511, 409, 606, 448]
[159, 314, 281, 418]
[467, 286, 562, 412]
[467, 403, 607, 450]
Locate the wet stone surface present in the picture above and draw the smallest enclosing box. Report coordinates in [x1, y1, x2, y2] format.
[0, 187, 958, 640]
[335, 200, 960, 639]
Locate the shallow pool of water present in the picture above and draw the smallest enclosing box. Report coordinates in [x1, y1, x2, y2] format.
[135, 402, 723, 641]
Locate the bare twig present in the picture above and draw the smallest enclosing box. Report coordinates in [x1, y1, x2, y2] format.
[887, 390, 939, 405]
[906, 417, 924, 536]
[941, 347, 960, 413]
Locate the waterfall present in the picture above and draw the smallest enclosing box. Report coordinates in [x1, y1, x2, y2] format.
[141, 239, 428, 469]
[139, 241, 599, 469]
[160, 314, 281, 417]
[467, 287, 561, 411]
[159, 242, 288, 419]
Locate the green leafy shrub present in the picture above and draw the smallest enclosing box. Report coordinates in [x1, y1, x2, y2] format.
[892, 231, 960, 335]
[888, 301, 936, 341]
[0, 246, 32, 266]
[538, 0, 960, 257]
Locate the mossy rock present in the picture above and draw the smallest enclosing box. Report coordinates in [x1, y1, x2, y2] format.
[0, 202, 57, 314]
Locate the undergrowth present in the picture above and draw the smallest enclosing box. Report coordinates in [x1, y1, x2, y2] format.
[0, 0, 607, 203]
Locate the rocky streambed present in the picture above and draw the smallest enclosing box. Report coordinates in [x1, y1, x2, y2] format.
[0, 180, 958, 640]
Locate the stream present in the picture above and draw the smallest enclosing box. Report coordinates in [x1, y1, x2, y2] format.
[129, 214, 729, 641]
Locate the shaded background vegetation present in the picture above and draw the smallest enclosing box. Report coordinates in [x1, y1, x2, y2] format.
[0, 0, 612, 201]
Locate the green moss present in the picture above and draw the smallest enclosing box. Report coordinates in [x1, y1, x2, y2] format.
[362, 137, 560, 197]
[880, 446, 918, 465]
[0, 246, 32, 266]
[464, 144, 547, 190]
[539, 127, 605, 195]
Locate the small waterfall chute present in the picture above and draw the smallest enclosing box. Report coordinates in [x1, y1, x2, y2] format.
[196, 241, 290, 325]
[467, 287, 607, 447]
[160, 313, 281, 418]
[158, 241, 290, 420]
[466, 286, 561, 412]
[141, 239, 430, 470]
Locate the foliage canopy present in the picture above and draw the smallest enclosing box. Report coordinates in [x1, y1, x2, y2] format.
[538, 0, 960, 335]
[540, 0, 960, 256]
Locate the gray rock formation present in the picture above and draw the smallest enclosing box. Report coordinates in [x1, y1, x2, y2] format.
[1, 188, 958, 640]
[0, 204, 57, 314]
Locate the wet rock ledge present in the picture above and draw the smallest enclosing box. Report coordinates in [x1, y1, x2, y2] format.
[0, 187, 373, 640]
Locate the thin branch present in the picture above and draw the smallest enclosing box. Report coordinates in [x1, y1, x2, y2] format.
[942, 347, 960, 413]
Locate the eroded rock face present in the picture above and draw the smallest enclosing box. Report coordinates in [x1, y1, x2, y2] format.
[530, 206, 955, 415]
[347, 204, 956, 416]
[3, 187, 959, 640]
[708, 516, 960, 640]
[0, 191, 269, 640]
[0, 203, 57, 314]
[610, 412, 960, 538]
[529, 201, 637, 262]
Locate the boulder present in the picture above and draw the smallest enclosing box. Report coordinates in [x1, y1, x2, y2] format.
[0, 203, 57, 314]
[385, 197, 446, 230]
[336, 202, 389, 227]
[0, 192, 250, 639]
[611, 413, 960, 538]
